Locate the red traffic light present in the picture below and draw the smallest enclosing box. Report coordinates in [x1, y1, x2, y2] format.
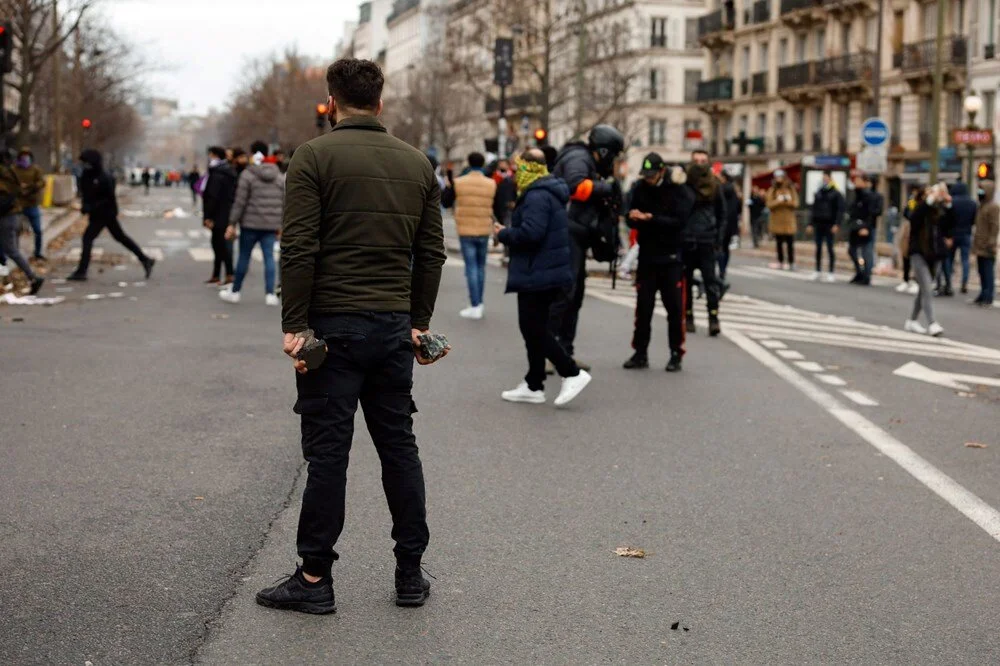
[534, 128, 547, 141]
[978, 162, 994, 180]
[81, 118, 92, 129]
[316, 103, 329, 116]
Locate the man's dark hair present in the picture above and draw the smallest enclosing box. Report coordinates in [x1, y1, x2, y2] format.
[521, 148, 546, 165]
[208, 146, 226, 160]
[467, 152, 485, 168]
[250, 140, 269, 157]
[231, 147, 246, 158]
[691, 149, 709, 159]
[327, 58, 384, 111]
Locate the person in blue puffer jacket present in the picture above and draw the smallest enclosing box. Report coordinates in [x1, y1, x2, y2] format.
[495, 148, 592, 408]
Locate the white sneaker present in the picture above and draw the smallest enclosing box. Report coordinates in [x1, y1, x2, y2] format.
[824, 272, 837, 283]
[0, 264, 8, 278]
[265, 293, 279, 306]
[903, 319, 927, 334]
[501, 381, 546, 404]
[554, 370, 592, 407]
[895, 281, 910, 293]
[908, 282, 920, 294]
[460, 304, 484, 320]
[810, 271, 821, 281]
[781, 262, 791, 271]
[218, 286, 241, 304]
[927, 321, 944, 337]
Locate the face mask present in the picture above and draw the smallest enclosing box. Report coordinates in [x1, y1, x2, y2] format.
[16, 156, 31, 168]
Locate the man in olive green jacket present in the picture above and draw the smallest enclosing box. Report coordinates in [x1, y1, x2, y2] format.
[13, 147, 46, 260]
[256, 58, 447, 616]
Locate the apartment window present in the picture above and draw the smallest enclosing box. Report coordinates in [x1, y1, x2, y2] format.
[795, 109, 805, 150]
[779, 38, 789, 66]
[757, 112, 767, 136]
[684, 118, 702, 133]
[649, 118, 667, 145]
[891, 96, 902, 145]
[984, 91, 996, 130]
[865, 17, 877, 48]
[776, 111, 786, 151]
[684, 69, 701, 103]
[798, 34, 808, 61]
[892, 11, 904, 53]
[814, 105, 824, 151]
[742, 45, 752, 78]
[841, 22, 851, 55]
[923, 2, 937, 36]
[816, 28, 826, 58]
[651, 17, 667, 47]
[839, 103, 850, 152]
[649, 68, 663, 100]
[740, 114, 749, 133]
[920, 95, 933, 150]
[759, 41, 769, 70]
[685, 18, 700, 49]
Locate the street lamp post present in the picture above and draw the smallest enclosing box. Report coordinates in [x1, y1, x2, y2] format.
[963, 93, 983, 185]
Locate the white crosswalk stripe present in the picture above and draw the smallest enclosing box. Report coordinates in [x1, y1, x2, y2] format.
[65, 247, 164, 261]
[586, 279, 1000, 366]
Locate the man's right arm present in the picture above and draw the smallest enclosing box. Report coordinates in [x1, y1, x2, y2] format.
[280, 145, 322, 334]
[410, 173, 447, 331]
[229, 171, 249, 227]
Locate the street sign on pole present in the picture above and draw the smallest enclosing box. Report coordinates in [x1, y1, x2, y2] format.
[857, 145, 888, 174]
[860, 117, 890, 147]
[952, 128, 994, 146]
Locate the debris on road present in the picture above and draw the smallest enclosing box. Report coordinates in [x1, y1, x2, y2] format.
[1, 293, 66, 306]
[964, 442, 989, 449]
[614, 547, 647, 558]
[211, 313, 230, 320]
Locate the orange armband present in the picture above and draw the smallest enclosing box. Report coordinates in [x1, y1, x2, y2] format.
[571, 179, 594, 202]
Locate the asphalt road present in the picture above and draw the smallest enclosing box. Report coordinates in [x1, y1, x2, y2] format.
[2, 186, 1000, 664]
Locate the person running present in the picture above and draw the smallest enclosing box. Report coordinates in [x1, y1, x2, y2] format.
[202, 146, 237, 285]
[940, 182, 977, 296]
[258, 57, 447, 614]
[67, 150, 154, 282]
[445, 152, 496, 320]
[848, 173, 881, 285]
[766, 169, 798, 271]
[684, 150, 726, 337]
[496, 148, 592, 406]
[807, 171, 845, 282]
[904, 183, 952, 336]
[0, 150, 44, 294]
[219, 141, 284, 306]
[623, 154, 693, 372]
[972, 180, 998, 307]
[12, 147, 46, 261]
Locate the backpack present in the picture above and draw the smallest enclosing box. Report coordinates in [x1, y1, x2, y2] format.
[588, 179, 623, 263]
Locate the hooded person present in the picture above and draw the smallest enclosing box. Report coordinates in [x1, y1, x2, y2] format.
[219, 140, 285, 306]
[623, 154, 694, 372]
[941, 181, 978, 295]
[549, 123, 625, 367]
[717, 170, 741, 282]
[496, 148, 592, 407]
[847, 173, 881, 285]
[904, 182, 952, 336]
[12, 147, 46, 260]
[202, 145, 238, 285]
[972, 180, 999, 306]
[68, 149, 154, 281]
[807, 171, 845, 281]
[683, 150, 727, 337]
[766, 169, 799, 271]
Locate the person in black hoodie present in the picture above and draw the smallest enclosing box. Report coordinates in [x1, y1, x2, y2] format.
[68, 150, 154, 281]
[684, 150, 727, 336]
[807, 171, 845, 281]
[549, 124, 624, 367]
[940, 182, 977, 295]
[623, 153, 694, 372]
[716, 170, 741, 283]
[202, 146, 238, 285]
[847, 173, 881, 285]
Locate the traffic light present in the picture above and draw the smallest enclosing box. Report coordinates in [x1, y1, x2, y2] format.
[0, 22, 11, 74]
[976, 161, 994, 180]
[81, 118, 92, 131]
[315, 103, 329, 130]
[533, 128, 548, 146]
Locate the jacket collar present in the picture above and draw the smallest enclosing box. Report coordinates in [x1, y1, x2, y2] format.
[331, 115, 387, 133]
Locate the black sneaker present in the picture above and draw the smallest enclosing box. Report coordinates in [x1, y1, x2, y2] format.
[708, 315, 721, 337]
[29, 277, 44, 295]
[143, 258, 156, 279]
[623, 353, 649, 370]
[395, 566, 431, 607]
[255, 566, 336, 615]
[66, 272, 88, 281]
[666, 353, 683, 372]
[686, 315, 696, 333]
[961, 285, 968, 294]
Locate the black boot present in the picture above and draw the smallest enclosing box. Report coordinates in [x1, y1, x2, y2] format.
[143, 257, 156, 279]
[29, 277, 45, 295]
[708, 314, 721, 337]
[395, 566, 431, 607]
[623, 353, 649, 370]
[686, 313, 696, 333]
[66, 271, 88, 281]
[255, 566, 336, 615]
[666, 352, 683, 372]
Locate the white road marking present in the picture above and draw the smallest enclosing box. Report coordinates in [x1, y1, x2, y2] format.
[188, 247, 214, 262]
[726, 330, 1000, 544]
[187, 229, 208, 239]
[154, 229, 184, 239]
[816, 374, 847, 386]
[795, 361, 825, 372]
[840, 390, 880, 406]
[893, 361, 1000, 392]
[760, 339, 788, 349]
[776, 349, 805, 360]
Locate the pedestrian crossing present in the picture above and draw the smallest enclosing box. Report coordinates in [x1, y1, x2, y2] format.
[586, 278, 1000, 367]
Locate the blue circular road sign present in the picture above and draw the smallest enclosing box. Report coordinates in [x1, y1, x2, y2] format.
[860, 118, 889, 147]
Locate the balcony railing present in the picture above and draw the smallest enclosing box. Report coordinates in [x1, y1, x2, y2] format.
[697, 77, 734, 102]
[752, 71, 768, 95]
[894, 36, 968, 71]
[744, 0, 772, 24]
[780, 0, 819, 14]
[812, 132, 822, 151]
[777, 62, 815, 89]
[698, 8, 734, 37]
[816, 51, 875, 85]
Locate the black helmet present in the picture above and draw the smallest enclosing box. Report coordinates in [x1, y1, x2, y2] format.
[587, 124, 624, 177]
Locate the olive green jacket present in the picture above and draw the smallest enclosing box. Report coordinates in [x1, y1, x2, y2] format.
[280, 115, 446, 333]
[12, 165, 45, 208]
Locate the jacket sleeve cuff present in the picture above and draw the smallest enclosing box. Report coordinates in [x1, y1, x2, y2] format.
[411, 318, 431, 331]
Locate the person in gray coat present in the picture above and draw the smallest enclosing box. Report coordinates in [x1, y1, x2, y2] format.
[220, 140, 285, 305]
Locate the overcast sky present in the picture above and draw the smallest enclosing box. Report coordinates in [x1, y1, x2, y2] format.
[107, 0, 357, 114]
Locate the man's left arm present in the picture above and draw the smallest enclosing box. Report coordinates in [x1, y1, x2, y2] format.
[410, 173, 447, 332]
[280, 145, 321, 335]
